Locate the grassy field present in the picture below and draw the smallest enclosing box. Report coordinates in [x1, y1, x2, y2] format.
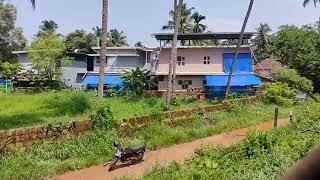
[0, 90, 217, 130]
[142, 102, 320, 180]
[0, 101, 306, 179]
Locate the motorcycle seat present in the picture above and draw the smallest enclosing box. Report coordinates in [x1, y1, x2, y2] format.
[129, 144, 146, 152]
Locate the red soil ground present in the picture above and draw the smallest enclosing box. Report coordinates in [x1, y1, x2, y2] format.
[54, 118, 289, 180]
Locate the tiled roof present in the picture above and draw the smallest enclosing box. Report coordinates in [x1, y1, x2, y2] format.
[255, 58, 283, 70]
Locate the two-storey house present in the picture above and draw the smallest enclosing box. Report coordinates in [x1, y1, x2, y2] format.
[153, 32, 262, 96]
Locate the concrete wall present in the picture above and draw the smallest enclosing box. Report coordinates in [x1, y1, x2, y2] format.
[61, 59, 87, 88]
[156, 47, 250, 75]
[158, 75, 204, 91]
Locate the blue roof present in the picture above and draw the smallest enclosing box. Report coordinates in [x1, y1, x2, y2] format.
[205, 74, 262, 87]
[0, 79, 4, 84]
[82, 74, 123, 86]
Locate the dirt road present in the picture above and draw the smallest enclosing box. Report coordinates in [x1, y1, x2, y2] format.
[54, 119, 289, 180]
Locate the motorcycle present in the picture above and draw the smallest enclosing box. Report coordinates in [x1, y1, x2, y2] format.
[106, 141, 146, 171]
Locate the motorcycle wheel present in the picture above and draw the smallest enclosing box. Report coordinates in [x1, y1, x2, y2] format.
[108, 158, 118, 171]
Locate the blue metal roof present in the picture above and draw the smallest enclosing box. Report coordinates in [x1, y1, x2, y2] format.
[82, 74, 123, 86]
[205, 74, 262, 87]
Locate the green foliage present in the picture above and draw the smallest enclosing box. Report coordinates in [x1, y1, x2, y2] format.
[65, 29, 97, 53]
[29, 33, 71, 81]
[260, 82, 296, 106]
[143, 103, 320, 180]
[36, 20, 59, 37]
[107, 29, 129, 47]
[90, 101, 116, 130]
[0, 62, 21, 80]
[45, 90, 92, 115]
[0, 1, 26, 60]
[0, 100, 305, 179]
[121, 67, 155, 97]
[252, 23, 272, 60]
[272, 68, 314, 93]
[270, 24, 320, 92]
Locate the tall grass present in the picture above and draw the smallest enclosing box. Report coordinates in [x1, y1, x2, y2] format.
[142, 103, 320, 180]
[0, 101, 298, 179]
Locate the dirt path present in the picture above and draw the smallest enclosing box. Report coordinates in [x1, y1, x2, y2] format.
[54, 119, 289, 180]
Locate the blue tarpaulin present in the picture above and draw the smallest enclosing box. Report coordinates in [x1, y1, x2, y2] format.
[0, 79, 4, 84]
[82, 74, 123, 86]
[205, 74, 262, 87]
[224, 53, 252, 73]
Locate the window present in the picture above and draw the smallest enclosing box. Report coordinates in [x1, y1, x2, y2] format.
[158, 76, 165, 82]
[204, 56, 211, 65]
[177, 56, 185, 66]
[180, 80, 192, 89]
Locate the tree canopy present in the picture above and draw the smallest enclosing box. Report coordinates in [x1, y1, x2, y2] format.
[252, 23, 272, 60]
[36, 20, 59, 37]
[0, 62, 21, 80]
[28, 33, 71, 80]
[0, 1, 26, 61]
[107, 29, 128, 47]
[65, 29, 97, 53]
[270, 24, 320, 91]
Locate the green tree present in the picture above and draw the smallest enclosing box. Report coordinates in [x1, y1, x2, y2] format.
[269, 25, 320, 91]
[92, 26, 103, 47]
[303, 0, 320, 7]
[191, 12, 207, 33]
[0, 1, 26, 61]
[36, 20, 59, 37]
[65, 29, 97, 53]
[135, 41, 145, 48]
[107, 29, 129, 47]
[28, 34, 70, 81]
[121, 67, 155, 97]
[272, 68, 314, 94]
[252, 23, 272, 60]
[162, 3, 194, 33]
[226, 0, 255, 96]
[0, 62, 21, 80]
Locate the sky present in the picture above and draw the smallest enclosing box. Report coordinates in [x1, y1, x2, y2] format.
[6, 0, 320, 47]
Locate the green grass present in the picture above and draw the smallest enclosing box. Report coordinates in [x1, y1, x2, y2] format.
[0, 91, 213, 130]
[142, 102, 320, 180]
[0, 101, 306, 179]
[0, 92, 85, 130]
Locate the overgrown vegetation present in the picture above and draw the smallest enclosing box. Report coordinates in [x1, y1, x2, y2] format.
[0, 91, 213, 130]
[0, 100, 301, 179]
[260, 82, 296, 106]
[143, 102, 320, 180]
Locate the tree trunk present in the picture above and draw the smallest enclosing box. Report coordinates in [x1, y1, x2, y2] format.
[167, 0, 183, 103]
[225, 0, 254, 97]
[98, 0, 109, 99]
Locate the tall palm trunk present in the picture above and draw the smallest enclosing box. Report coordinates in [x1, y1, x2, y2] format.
[98, 0, 109, 99]
[225, 0, 254, 97]
[167, 0, 183, 103]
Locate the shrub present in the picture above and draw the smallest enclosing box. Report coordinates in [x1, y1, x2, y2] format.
[260, 82, 295, 106]
[46, 90, 92, 115]
[272, 68, 314, 94]
[90, 101, 117, 130]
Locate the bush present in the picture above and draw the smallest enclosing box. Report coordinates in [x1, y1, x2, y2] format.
[260, 82, 295, 106]
[46, 90, 92, 115]
[90, 101, 117, 130]
[272, 68, 314, 94]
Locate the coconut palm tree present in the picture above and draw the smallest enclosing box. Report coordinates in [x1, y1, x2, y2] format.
[168, 0, 183, 103]
[225, 0, 255, 97]
[191, 12, 207, 33]
[107, 29, 129, 47]
[253, 23, 272, 58]
[37, 20, 59, 37]
[303, 0, 320, 7]
[162, 3, 194, 33]
[98, 0, 109, 99]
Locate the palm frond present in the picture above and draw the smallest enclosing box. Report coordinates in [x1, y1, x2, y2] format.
[30, 0, 36, 9]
